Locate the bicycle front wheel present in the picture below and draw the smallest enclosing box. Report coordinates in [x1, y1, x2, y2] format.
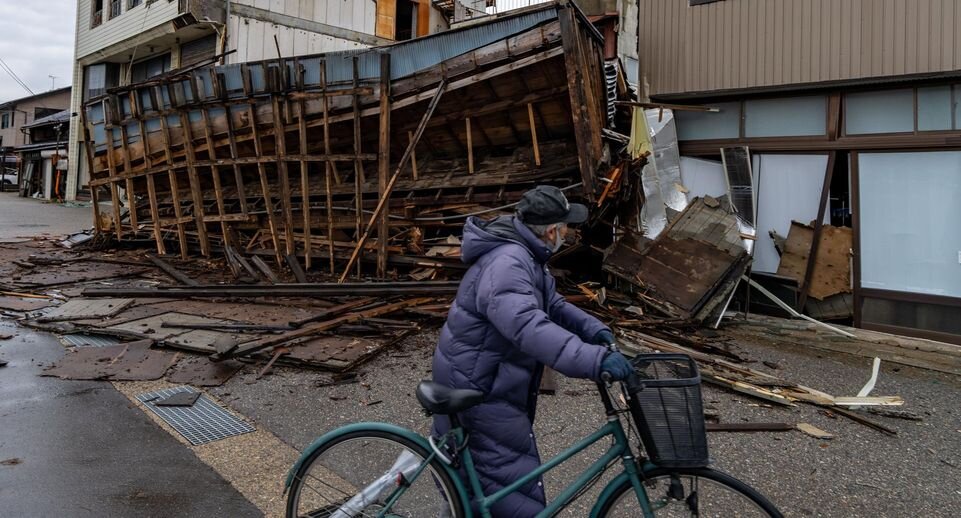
[596, 466, 783, 518]
[286, 429, 465, 518]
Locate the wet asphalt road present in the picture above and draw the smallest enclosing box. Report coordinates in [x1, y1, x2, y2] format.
[213, 327, 961, 518]
[0, 320, 261, 517]
[0, 191, 91, 240]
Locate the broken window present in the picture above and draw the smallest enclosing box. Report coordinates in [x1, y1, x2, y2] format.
[131, 53, 171, 83]
[84, 63, 120, 101]
[396, 0, 415, 40]
[91, 0, 104, 27]
[376, 0, 429, 40]
[180, 35, 217, 69]
[109, 0, 122, 19]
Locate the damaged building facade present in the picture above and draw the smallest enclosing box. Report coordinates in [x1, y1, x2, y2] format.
[637, 0, 961, 344]
[80, 2, 623, 281]
[67, 0, 641, 202]
[67, 0, 456, 202]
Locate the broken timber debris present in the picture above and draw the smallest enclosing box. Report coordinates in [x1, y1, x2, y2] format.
[604, 197, 751, 324]
[82, 3, 614, 281]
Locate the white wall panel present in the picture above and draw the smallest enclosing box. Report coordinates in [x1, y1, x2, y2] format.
[752, 154, 830, 274]
[679, 157, 726, 203]
[859, 152, 961, 298]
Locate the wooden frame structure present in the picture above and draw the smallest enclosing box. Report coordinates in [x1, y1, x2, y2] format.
[82, 2, 615, 279]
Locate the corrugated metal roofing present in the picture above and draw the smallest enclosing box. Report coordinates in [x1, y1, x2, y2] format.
[25, 110, 71, 129]
[271, 6, 559, 85]
[86, 4, 562, 145]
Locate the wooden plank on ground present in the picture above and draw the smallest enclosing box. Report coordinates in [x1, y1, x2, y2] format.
[216, 297, 433, 359]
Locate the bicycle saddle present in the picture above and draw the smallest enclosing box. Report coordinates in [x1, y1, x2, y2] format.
[416, 381, 484, 415]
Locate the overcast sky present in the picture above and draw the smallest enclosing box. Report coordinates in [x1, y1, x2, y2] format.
[0, 0, 77, 103]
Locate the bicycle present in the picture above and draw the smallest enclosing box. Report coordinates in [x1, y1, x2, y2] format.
[284, 353, 784, 517]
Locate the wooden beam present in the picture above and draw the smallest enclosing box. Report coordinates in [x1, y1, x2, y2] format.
[271, 95, 296, 256]
[146, 254, 199, 286]
[223, 104, 248, 215]
[287, 87, 374, 100]
[338, 78, 449, 282]
[527, 103, 541, 166]
[408, 131, 418, 180]
[352, 57, 365, 278]
[376, 53, 391, 277]
[298, 62, 313, 270]
[466, 117, 474, 174]
[135, 115, 166, 255]
[798, 151, 837, 310]
[214, 297, 433, 360]
[559, 9, 597, 199]
[321, 62, 335, 274]
[102, 121, 124, 241]
[178, 112, 211, 257]
[87, 153, 378, 186]
[247, 102, 284, 265]
[201, 107, 232, 248]
[117, 124, 138, 231]
[613, 101, 720, 112]
[158, 113, 189, 258]
[79, 112, 103, 234]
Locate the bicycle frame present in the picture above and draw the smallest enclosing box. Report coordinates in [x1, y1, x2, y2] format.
[285, 386, 660, 517]
[460, 414, 654, 518]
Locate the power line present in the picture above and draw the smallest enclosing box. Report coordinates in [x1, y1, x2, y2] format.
[0, 60, 31, 94]
[0, 57, 35, 96]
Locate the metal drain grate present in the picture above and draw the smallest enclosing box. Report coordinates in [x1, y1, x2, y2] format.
[136, 386, 254, 445]
[62, 333, 121, 347]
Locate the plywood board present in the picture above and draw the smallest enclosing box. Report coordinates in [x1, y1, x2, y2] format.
[0, 296, 55, 312]
[776, 221, 852, 300]
[42, 340, 176, 381]
[166, 356, 244, 387]
[40, 298, 135, 321]
[104, 313, 234, 340]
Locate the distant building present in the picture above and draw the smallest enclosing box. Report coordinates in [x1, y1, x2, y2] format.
[0, 87, 72, 196]
[637, 0, 961, 344]
[67, 0, 453, 201]
[16, 110, 71, 200]
[0, 87, 71, 151]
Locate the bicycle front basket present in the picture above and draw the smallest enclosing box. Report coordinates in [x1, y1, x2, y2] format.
[625, 354, 709, 468]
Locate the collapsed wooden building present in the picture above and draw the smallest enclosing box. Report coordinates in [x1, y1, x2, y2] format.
[81, 2, 629, 280]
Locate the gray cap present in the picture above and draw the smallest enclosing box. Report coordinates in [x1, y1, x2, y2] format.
[516, 185, 589, 225]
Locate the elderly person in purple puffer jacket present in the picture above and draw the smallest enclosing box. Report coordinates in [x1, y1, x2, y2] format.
[431, 185, 633, 518]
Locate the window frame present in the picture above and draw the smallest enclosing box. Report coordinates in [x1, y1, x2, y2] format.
[127, 0, 143, 8]
[108, 0, 122, 20]
[842, 83, 961, 138]
[91, 0, 104, 28]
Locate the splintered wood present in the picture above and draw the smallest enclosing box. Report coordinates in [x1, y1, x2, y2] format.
[81, 4, 613, 280]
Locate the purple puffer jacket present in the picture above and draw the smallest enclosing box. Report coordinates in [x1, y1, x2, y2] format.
[431, 215, 610, 518]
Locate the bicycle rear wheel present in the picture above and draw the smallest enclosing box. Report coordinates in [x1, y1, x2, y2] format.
[285, 429, 464, 518]
[596, 466, 783, 517]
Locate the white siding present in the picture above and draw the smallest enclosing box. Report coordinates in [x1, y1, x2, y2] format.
[76, 0, 183, 59]
[232, 0, 376, 35]
[228, 15, 368, 63]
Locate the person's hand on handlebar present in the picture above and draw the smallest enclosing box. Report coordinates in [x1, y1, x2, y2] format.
[600, 351, 633, 381]
[592, 329, 616, 346]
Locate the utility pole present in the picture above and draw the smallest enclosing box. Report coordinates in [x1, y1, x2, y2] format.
[49, 75, 56, 90]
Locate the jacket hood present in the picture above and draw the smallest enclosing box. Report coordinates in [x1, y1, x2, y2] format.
[461, 215, 552, 265]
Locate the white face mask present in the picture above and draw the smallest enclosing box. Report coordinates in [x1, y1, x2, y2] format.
[550, 224, 565, 252]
